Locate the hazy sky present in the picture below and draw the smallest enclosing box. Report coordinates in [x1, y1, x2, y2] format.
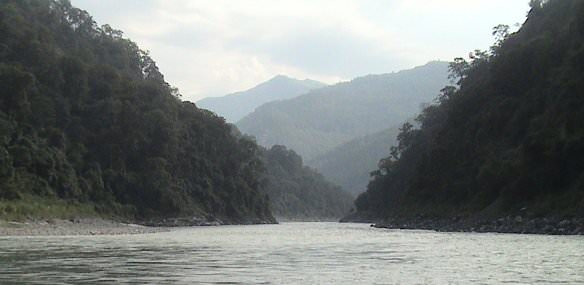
[71, 0, 529, 102]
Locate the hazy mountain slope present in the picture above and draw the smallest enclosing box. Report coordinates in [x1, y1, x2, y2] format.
[348, 0, 584, 227]
[261, 145, 353, 220]
[307, 126, 400, 196]
[0, 0, 275, 224]
[197, 75, 325, 122]
[236, 62, 449, 160]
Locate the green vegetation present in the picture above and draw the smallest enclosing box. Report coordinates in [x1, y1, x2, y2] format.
[236, 62, 449, 160]
[261, 145, 353, 219]
[0, 195, 99, 221]
[0, 0, 275, 223]
[352, 0, 584, 221]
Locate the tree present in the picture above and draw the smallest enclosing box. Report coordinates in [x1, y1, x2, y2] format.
[491, 24, 510, 55]
[436, 86, 458, 104]
[448, 57, 469, 85]
[529, 0, 544, 9]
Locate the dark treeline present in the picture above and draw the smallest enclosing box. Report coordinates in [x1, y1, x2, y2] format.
[351, 0, 584, 222]
[0, 0, 275, 223]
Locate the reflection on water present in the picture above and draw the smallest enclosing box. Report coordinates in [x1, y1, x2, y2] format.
[1, 222, 583, 284]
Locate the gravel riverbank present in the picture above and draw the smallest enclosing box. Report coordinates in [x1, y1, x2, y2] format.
[0, 219, 169, 236]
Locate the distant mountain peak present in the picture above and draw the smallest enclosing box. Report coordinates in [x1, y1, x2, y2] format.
[236, 61, 450, 160]
[196, 75, 326, 122]
[265, 75, 326, 89]
[270, 74, 292, 80]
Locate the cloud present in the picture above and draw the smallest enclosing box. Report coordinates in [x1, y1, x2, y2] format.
[71, 0, 528, 102]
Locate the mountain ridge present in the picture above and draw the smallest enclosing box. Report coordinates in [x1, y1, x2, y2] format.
[237, 61, 450, 160]
[197, 75, 326, 122]
[307, 126, 400, 196]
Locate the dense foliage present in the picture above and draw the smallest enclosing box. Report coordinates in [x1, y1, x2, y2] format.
[197, 75, 325, 123]
[353, 0, 584, 220]
[0, 0, 275, 223]
[237, 62, 449, 160]
[261, 145, 353, 219]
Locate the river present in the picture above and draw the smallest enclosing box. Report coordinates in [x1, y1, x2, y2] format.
[0, 222, 583, 284]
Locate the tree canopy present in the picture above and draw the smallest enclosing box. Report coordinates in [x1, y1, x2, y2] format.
[352, 0, 584, 220]
[261, 145, 353, 219]
[0, 0, 275, 223]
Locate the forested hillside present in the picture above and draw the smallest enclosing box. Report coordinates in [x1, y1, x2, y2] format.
[197, 75, 325, 122]
[236, 62, 449, 160]
[348, 0, 584, 229]
[0, 0, 275, 224]
[308, 126, 399, 196]
[261, 145, 353, 219]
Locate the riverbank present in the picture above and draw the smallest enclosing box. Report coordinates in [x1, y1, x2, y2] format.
[369, 216, 584, 235]
[275, 216, 340, 222]
[0, 218, 169, 236]
[142, 215, 277, 227]
[0, 214, 279, 236]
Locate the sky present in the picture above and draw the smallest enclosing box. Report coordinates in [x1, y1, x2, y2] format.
[71, 0, 530, 102]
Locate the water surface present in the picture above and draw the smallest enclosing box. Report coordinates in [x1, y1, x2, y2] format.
[1, 222, 583, 284]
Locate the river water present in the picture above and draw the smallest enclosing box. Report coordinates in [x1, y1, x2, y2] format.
[0, 222, 583, 284]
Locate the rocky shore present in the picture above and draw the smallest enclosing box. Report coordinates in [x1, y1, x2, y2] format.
[369, 216, 584, 235]
[142, 215, 277, 227]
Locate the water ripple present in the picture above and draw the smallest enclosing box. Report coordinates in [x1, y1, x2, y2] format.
[1, 222, 583, 284]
